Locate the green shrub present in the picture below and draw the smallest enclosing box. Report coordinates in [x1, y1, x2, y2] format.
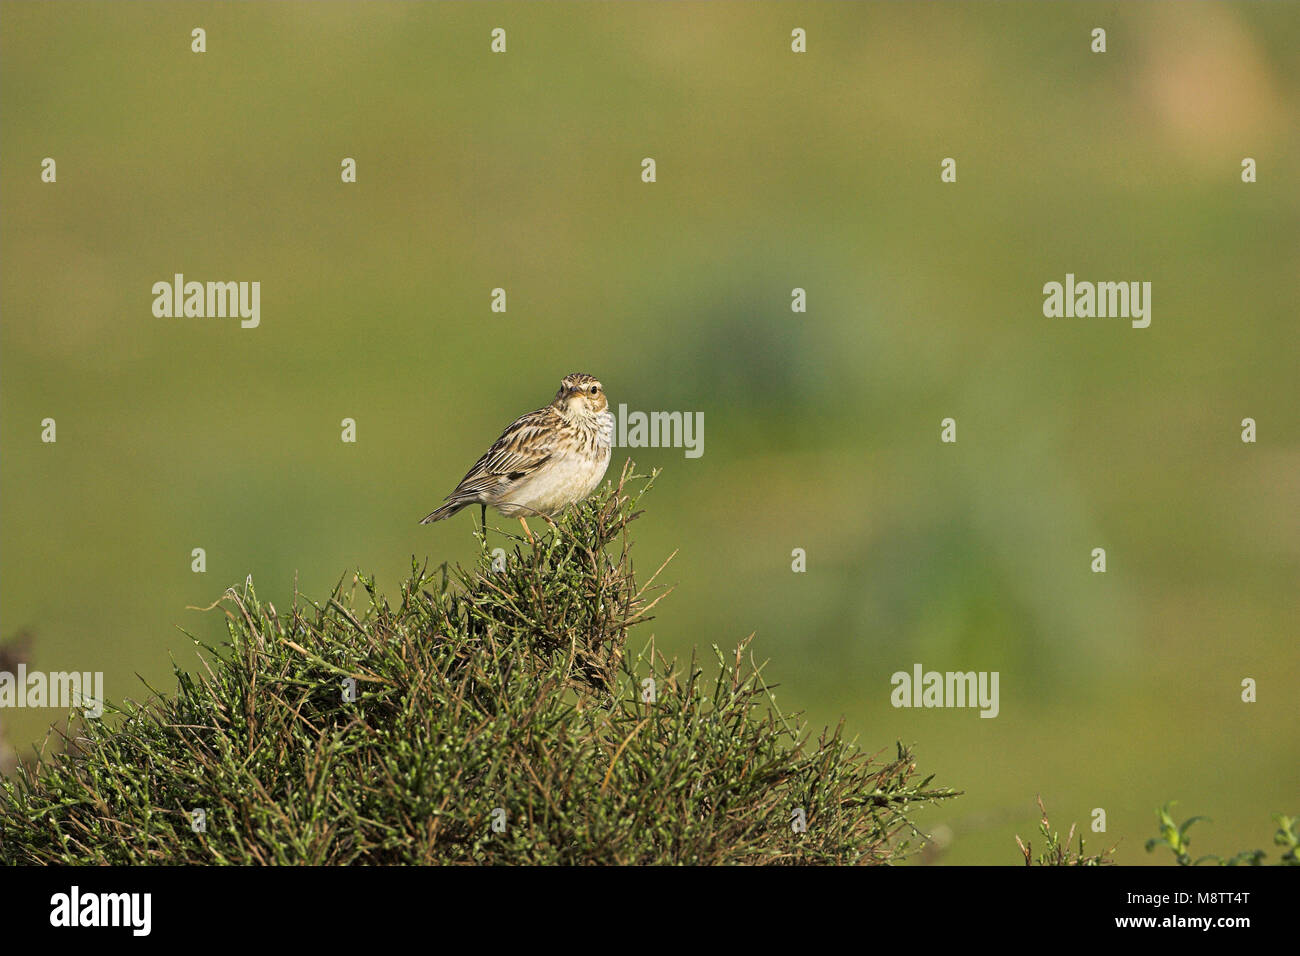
[1145, 802, 1299, 866]
[0, 464, 957, 865]
[1015, 795, 1116, 866]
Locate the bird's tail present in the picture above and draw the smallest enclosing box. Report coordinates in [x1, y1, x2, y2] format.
[419, 500, 467, 524]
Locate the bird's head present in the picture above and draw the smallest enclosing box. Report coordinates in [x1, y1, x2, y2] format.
[555, 372, 609, 416]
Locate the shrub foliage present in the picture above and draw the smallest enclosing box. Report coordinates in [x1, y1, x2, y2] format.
[0, 464, 957, 864]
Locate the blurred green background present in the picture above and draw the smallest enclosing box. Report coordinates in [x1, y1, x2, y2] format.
[2, 1, 1297, 864]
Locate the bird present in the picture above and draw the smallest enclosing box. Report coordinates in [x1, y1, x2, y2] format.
[420, 373, 615, 542]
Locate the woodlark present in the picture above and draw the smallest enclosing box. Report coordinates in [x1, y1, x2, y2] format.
[420, 373, 615, 541]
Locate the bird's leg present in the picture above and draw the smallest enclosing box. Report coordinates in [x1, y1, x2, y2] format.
[518, 517, 535, 545]
[480, 503, 488, 547]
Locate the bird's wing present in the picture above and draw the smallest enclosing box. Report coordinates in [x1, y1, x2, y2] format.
[444, 407, 557, 502]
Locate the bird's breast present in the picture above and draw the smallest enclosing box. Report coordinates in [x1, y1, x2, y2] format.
[494, 416, 612, 518]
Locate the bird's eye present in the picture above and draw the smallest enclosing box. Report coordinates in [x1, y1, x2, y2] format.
[589, 385, 599, 394]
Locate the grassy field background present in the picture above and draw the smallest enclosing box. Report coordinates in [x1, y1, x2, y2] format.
[2, 1, 1297, 864]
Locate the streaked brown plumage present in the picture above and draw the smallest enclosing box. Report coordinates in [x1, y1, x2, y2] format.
[420, 373, 614, 539]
